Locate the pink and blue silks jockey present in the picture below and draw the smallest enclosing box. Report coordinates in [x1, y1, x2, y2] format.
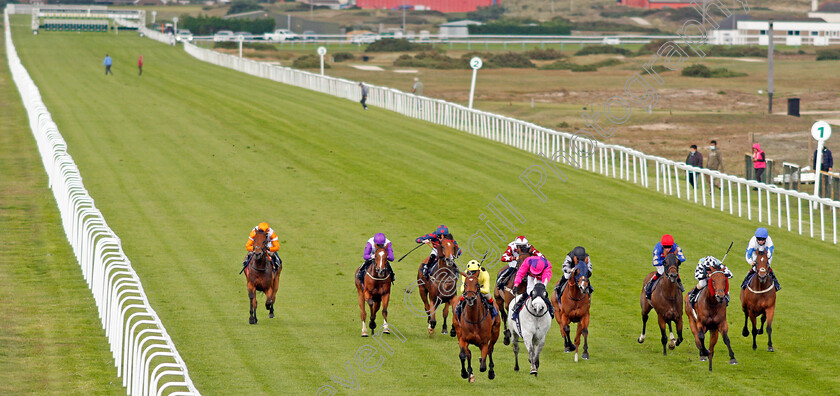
[511, 256, 555, 320]
[357, 233, 396, 283]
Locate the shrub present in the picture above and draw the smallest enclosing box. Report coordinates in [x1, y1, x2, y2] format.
[590, 58, 622, 68]
[524, 48, 566, 60]
[293, 54, 330, 69]
[816, 48, 840, 60]
[710, 67, 747, 78]
[393, 52, 466, 69]
[650, 65, 670, 74]
[332, 52, 355, 62]
[681, 64, 711, 77]
[487, 52, 535, 68]
[227, 0, 263, 15]
[707, 45, 765, 57]
[575, 45, 631, 56]
[468, 20, 572, 35]
[538, 60, 598, 72]
[365, 38, 432, 52]
[466, 4, 506, 22]
[180, 14, 275, 35]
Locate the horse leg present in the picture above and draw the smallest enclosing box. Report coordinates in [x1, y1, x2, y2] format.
[522, 330, 536, 374]
[765, 306, 775, 352]
[658, 315, 668, 356]
[265, 284, 277, 319]
[574, 322, 584, 362]
[479, 343, 489, 373]
[708, 330, 718, 371]
[581, 314, 590, 360]
[560, 316, 574, 353]
[742, 311, 750, 337]
[427, 299, 438, 335]
[750, 312, 759, 350]
[369, 299, 380, 331]
[667, 322, 676, 350]
[696, 327, 709, 361]
[449, 300, 457, 338]
[759, 312, 766, 335]
[381, 293, 391, 334]
[358, 289, 368, 337]
[675, 315, 684, 347]
[639, 298, 651, 343]
[722, 329, 737, 364]
[511, 332, 520, 372]
[466, 345, 475, 383]
[459, 342, 469, 379]
[488, 348, 496, 380]
[248, 282, 258, 325]
[441, 300, 449, 335]
[419, 283, 431, 325]
[502, 292, 512, 345]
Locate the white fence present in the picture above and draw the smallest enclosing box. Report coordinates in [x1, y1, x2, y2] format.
[182, 40, 839, 245]
[5, 10, 199, 396]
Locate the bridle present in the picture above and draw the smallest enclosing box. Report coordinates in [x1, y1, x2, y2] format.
[462, 276, 490, 324]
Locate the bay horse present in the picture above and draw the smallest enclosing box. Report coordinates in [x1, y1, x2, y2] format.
[552, 261, 591, 362]
[245, 230, 280, 325]
[494, 248, 532, 345]
[508, 282, 551, 376]
[685, 268, 737, 371]
[355, 246, 392, 337]
[453, 273, 500, 383]
[416, 237, 459, 336]
[740, 248, 776, 352]
[638, 253, 684, 355]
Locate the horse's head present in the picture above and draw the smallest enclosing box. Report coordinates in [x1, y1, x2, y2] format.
[439, 236, 457, 267]
[253, 230, 268, 259]
[755, 247, 769, 281]
[529, 282, 549, 315]
[664, 253, 681, 283]
[374, 245, 388, 278]
[462, 273, 480, 307]
[707, 269, 730, 304]
[573, 261, 590, 295]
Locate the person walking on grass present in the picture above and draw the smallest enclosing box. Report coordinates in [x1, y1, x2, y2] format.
[752, 143, 767, 184]
[412, 77, 423, 96]
[138, 55, 143, 76]
[359, 82, 368, 110]
[103, 54, 113, 76]
[706, 140, 723, 189]
[686, 144, 703, 187]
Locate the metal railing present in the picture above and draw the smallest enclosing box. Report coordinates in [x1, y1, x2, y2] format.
[7, 11, 199, 396]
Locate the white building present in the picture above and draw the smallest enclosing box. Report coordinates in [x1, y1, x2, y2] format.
[710, 15, 840, 46]
[438, 20, 482, 39]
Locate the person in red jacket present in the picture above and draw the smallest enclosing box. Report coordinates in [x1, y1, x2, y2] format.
[138, 55, 143, 76]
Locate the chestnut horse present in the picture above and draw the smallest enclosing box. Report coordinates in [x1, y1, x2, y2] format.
[494, 248, 531, 346]
[685, 268, 737, 371]
[416, 238, 459, 336]
[740, 248, 776, 352]
[638, 253, 684, 355]
[453, 273, 500, 383]
[355, 246, 392, 337]
[245, 230, 280, 325]
[552, 261, 591, 362]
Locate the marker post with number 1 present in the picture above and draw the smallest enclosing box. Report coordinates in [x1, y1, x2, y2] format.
[317, 46, 327, 76]
[812, 120, 833, 206]
[468, 56, 482, 109]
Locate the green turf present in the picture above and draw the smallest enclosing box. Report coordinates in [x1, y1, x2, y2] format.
[0, 17, 123, 395]
[9, 17, 840, 394]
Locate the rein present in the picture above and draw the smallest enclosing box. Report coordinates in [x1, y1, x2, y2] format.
[525, 296, 549, 317]
[462, 290, 490, 325]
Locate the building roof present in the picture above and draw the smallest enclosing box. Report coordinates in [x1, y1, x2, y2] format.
[439, 19, 483, 27]
[718, 14, 752, 30]
[818, 1, 840, 12]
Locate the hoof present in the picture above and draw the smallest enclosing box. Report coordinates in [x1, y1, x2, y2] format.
[268, 313, 275, 319]
[530, 370, 537, 376]
[668, 341, 676, 350]
[249, 317, 257, 325]
[574, 352, 579, 362]
[582, 352, 589, 360]
[461, 370, 468, 379]
[370, 320, 377, 330]
[514, 365, 519, 372]
[428, 328, 434, 335]
[383, 328, 390, 334]
[730, 358, 738, 365]
[758, 328, 764, 335]
[450, 328, 457, 337]
[699, 356, 707, 362]
[753, 345, 757, 351]
[742, 328, 749, 337]
[488, 370, 495, 380]
[768, 346, 775, 352]
[637, 334, 645, 344]
[361, 333, 368, 337]
[468, 374, 475, 383]
[503, 330, 511, 345]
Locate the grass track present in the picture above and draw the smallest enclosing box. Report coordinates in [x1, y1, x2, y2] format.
[0, 17, 123, 395]
[9, 18, 840, 394]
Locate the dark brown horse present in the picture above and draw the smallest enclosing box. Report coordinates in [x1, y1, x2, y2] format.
[552, 261, 591, 362]
[355, 246, 393, 337]
[453, 273, 500, 383]
[416, 238, 459, 336]
[685, 268, 737, 371]
[638, 253, 684, 355]
[245, 230, 280, 325]
[740, 249, 776, 352]
[494, 247, 531, 345]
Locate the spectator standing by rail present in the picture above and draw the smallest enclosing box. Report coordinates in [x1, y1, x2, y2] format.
[412, 77, 423, 96]
[103, 54, 113, 76]
[138, 55, 143, 76]
[686, 144, 703, 187]
[359, 82, 368, 110]
[752, 143, 767, 185]
[706, 140, 723, 190]
[814, 146, 833, 173]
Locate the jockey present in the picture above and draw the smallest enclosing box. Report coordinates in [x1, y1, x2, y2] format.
[741, 227, 781, 291]
[687, 256, 733, 307]
[496, 236, 543, 288]
[557, 246, 594, 296]
[511, 256, 554, 320]
[645, 234, 686, 300]
[243, 222, 281, 271]
[357, 232, 395, 283]
[416, 225, 461, 279]
[455, 260, 497, 318]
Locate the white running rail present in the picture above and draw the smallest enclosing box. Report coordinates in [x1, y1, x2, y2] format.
[178, 37, 839, 245]
[6, 10, 200, 396]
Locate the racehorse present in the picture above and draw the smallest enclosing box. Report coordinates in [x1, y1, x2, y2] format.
[494, 248, 532, 345]
[552, 261, 591, 362]
[508, 282, 551, 376]
[245, 230, 280, 325]
[453, 273, 500, 383]
[638, 253, 684, 355]
[685, 267, 737, 371]
[740, 248, 776, 352]
[416, 237, 459, 336]
[355, 246, 392, 337]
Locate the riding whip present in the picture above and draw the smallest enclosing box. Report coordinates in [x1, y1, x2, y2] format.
[397, 242, 426, 262]
[720, 241, 734, 264]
